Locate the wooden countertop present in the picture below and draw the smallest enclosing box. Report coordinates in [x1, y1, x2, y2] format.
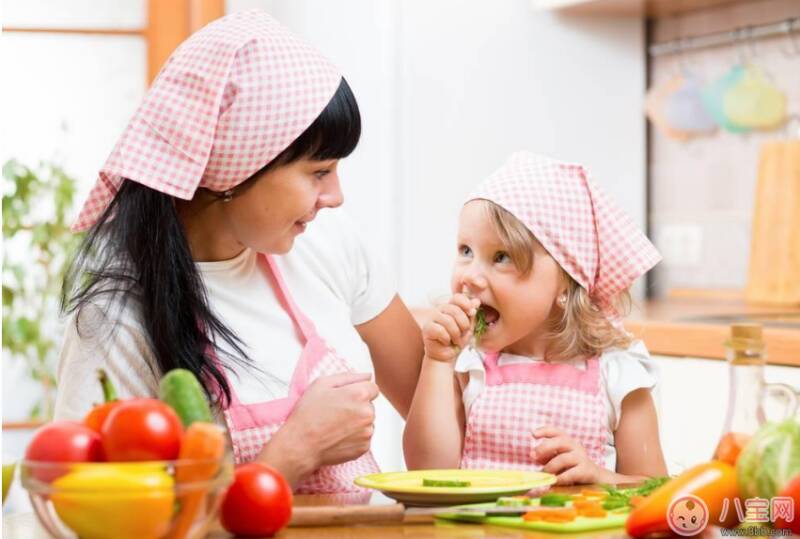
[625, 289, 800, 367]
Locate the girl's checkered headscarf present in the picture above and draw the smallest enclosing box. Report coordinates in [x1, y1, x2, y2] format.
[467, 151, 661, 317]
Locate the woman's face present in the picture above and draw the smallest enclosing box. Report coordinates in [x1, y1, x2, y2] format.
[219, 157, 343, 255]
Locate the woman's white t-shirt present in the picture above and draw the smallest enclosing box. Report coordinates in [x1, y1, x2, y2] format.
[453, 340, 658, 471]
[54, 209, 395, 419]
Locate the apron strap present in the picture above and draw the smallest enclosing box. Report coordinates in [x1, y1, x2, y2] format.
[482, 350, 502, 377]
[262, 254, 331, 398]
[211, 252, 329, 411]
[262, 254, 320, 341]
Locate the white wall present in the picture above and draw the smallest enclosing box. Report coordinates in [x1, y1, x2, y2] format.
[396, 3, 646, 306]
[227, 0, 646, 472]
[229, 0, 646, 309]
[654, 356, 800, 474]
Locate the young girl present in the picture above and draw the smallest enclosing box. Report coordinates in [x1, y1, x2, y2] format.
[404, 151, 668, 485]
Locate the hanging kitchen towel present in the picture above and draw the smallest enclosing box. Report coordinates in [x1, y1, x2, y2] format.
[663, 72, 717, 134]
[703, 65, 750, 134]
[745, 139, 800, 305]
[724, 65, 787, 131]
[645, 75, 693, 141]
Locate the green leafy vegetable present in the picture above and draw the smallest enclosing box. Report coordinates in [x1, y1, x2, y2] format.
[600, 477, 670, 511]
[422, 478, 471, 487]
[473, 308, 487, 343]
[737, 419, 800, 499]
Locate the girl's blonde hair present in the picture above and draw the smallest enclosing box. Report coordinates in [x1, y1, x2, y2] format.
[480, 200, 633, 360]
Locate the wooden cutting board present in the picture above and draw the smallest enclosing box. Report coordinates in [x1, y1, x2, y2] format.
[746, 139, 800, 306]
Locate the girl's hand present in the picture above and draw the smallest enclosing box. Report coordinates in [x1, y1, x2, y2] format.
[531, 426, 614, 485]
[257, 372, 378, 486]
[422, 294, 481, 362]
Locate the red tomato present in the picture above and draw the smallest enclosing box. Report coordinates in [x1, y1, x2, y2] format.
[25, 421, 104, 482]
[221, 463, 293, 537]
[101, 399, 182, 461]
[774, 475, 800, 534]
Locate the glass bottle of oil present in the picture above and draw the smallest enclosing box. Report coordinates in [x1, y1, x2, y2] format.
[713, 323, 797, 462]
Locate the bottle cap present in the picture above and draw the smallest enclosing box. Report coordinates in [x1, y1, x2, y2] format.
[725, 322, 765, 357]
[730, 323, 762, 341]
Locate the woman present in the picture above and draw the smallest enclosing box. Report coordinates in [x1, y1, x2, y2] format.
[56, 10, 422, 493]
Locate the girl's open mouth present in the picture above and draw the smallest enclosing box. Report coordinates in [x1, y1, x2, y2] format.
[480, 304, 500, 326]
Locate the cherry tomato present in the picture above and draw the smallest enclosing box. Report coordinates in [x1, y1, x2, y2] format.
[25, 421, 104, 482]
[774, 475, 800, 534]
[221, 463, 293, 537]
[101, 399, 182, 461]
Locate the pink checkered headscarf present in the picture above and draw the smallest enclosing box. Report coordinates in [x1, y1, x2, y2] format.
[73, 9, 342, 231]
[467, 151, 661, 314]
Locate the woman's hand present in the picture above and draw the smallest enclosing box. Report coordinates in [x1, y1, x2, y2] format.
[530, 426, 614, 485]
[423, 293, 480, 362]
[256, 372, 379, 487]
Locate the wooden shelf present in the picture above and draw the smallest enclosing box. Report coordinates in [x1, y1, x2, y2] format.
[531, 0, 763, 18]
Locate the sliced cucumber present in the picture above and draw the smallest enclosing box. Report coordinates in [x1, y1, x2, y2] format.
[422, 478, 471, 487]
[539, 493, 573, 507]
[497, 496, 532, 507]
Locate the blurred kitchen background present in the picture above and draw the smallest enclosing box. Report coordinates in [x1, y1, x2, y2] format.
[3, 0, 799, 510]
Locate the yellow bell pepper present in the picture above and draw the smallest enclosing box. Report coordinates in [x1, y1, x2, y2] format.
[51, 463, 174, 539]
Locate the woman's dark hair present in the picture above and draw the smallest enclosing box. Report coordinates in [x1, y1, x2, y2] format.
[62, 78, 361, 408]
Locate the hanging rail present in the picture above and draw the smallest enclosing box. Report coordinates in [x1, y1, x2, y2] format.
[649, 17, 800, 57]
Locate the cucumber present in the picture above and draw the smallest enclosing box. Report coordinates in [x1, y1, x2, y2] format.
[539, 493, 572, 507]
[497, 496, 532, 507]
[422, 478, 471, 487]
[158, 368, 213, 427]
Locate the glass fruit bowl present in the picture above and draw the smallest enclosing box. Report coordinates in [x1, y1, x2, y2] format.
[20, 453, 233, 539]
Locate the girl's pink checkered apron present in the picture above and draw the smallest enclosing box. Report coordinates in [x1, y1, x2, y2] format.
[216, 255, 379, 494]
[460, 351, 607, 470]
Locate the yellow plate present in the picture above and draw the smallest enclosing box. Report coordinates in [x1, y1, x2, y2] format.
[355, 469, 556, 506]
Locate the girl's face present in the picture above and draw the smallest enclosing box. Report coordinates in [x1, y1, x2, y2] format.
[219, 157, 343, 255]
[451, 201, 564, 357]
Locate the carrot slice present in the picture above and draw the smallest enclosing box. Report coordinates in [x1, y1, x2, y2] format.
[577, 507, 608, 518]
[166, 422, 226, 539]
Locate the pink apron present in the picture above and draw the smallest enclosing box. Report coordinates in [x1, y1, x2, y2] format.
[217, 254, 380, 494]
[460, 352, 607, 470]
